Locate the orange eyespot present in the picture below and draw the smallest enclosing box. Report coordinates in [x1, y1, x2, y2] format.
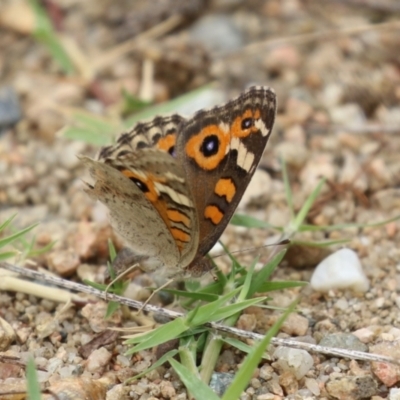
[185, 125, 229, 170]
[231, 109, 261, 138]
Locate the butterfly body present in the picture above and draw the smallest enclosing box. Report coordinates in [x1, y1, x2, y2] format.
[81, 86, 276, 277]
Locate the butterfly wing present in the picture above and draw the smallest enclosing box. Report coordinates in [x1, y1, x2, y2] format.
[81, 149, 199, 273]
[98, 114, 185, 160]
[176, 86, 277, 258]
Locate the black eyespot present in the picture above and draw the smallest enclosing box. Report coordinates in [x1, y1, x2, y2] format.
[241, 118, 253, 130]
[130, 177, 149, 192]
[200, 135, 219, 157]
[168, 146, 176, 157]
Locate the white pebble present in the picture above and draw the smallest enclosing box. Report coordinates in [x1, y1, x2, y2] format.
[86, 347, 112, 373]
[310, 248, 369, 293]
[334, 298, 349, 310]
[330, 103, 366, 129]
[390, 388, 400, 400]
[273, 347, 314, 380]
[208, 241, 224, 256]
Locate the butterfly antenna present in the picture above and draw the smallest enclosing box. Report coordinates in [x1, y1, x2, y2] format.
[210, 238, 290, 260]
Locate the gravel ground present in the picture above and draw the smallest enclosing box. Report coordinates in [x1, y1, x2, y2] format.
[1, 1, 400, 399]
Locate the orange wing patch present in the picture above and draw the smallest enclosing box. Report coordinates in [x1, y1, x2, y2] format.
[204, 205, 224, 225]
[167, 209, 191, 228]
[121, 169, 191, 253]
[170, 227, 191, 243]
[231, 109, 261, 138]
[215, 178, 236, 203]
[157, 134, 176, 153]
[185, 125, 229, 170]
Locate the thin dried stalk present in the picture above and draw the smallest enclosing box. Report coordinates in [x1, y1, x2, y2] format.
[1, 261, 398, 366]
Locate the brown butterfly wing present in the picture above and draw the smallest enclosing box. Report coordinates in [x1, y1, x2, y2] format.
[98, 114, 185, 160]
[176, 86, 277, 258]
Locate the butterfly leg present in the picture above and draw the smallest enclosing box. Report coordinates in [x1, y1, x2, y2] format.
[105, 247, 148, 283]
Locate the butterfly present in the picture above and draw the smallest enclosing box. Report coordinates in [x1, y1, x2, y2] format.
[81, 86, 276, 277]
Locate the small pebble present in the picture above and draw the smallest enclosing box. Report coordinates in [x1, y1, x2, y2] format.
[279, 370, 298, 394]
[0, 86, 21, 133]
[259, 364, 273, 381]
[305, 378, 320, 396]
[319, 333, 368, 352]
[326, 375, 377, 400]
[335, 298, 349, 311]
[330, 103, 366, 128]
[107, 384, 129, 400]
[273, 347, 314, 379]
[86, 347, 112, 373]
[0, 317, 16, 351]
[190, 14, 244, 54]
[390, 388, 400, 400]
[310, 248, 369, 292]
[352, 327, 376, 343]
[210, 372, 235, 396]
[273, 141, 309, 169]
[46, 249, 80, 277]
[160, 380, 176, 398]
[279, 313, 309, 336]
[370, 341, 400, 386]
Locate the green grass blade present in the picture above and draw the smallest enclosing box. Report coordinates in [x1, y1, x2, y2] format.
[122, 89, 151, 114]
[291, 239, 350, 247]
[61, 112, 121, 145]
[0, 214, 17, 231]
[216, 241, 243, 278]
[256, 281, 306, 292]
[292, 178, 326, 231]
[125, 318, 189, 353]
[83, 279, 107, 291]
[0, 224, 38, 249]
[73, 112, 118, 134]
[62, 127, 113, 146]
[230, 214, 281, 230]
[248, 249, 287, 297]
[26, 240, 56, 257]
[299, 213, 400, 232]
[187, 287, 242, 325]
[213, 259, 228, 286]
[182, 280, 224, 309]
[221, 300, 297, 400]
[169, 358, 220, 400]
[162, 288, 219, 302]
[105, 302, 120, 319]
[30, 0, 74, 74]
[281, 158, 295, 220]
[239, 257, 258, 301]
[0, 251, 17, 261]
[108, 239, 117, 262]
[195, 298, 266, 325]
[26, 358, 42, 400]
[124, 84, 213, 126]
[222, 337, 270, 360]
[127, 349, 179, 382]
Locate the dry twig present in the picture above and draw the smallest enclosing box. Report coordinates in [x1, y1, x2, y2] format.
[1, 261, 399, 367]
